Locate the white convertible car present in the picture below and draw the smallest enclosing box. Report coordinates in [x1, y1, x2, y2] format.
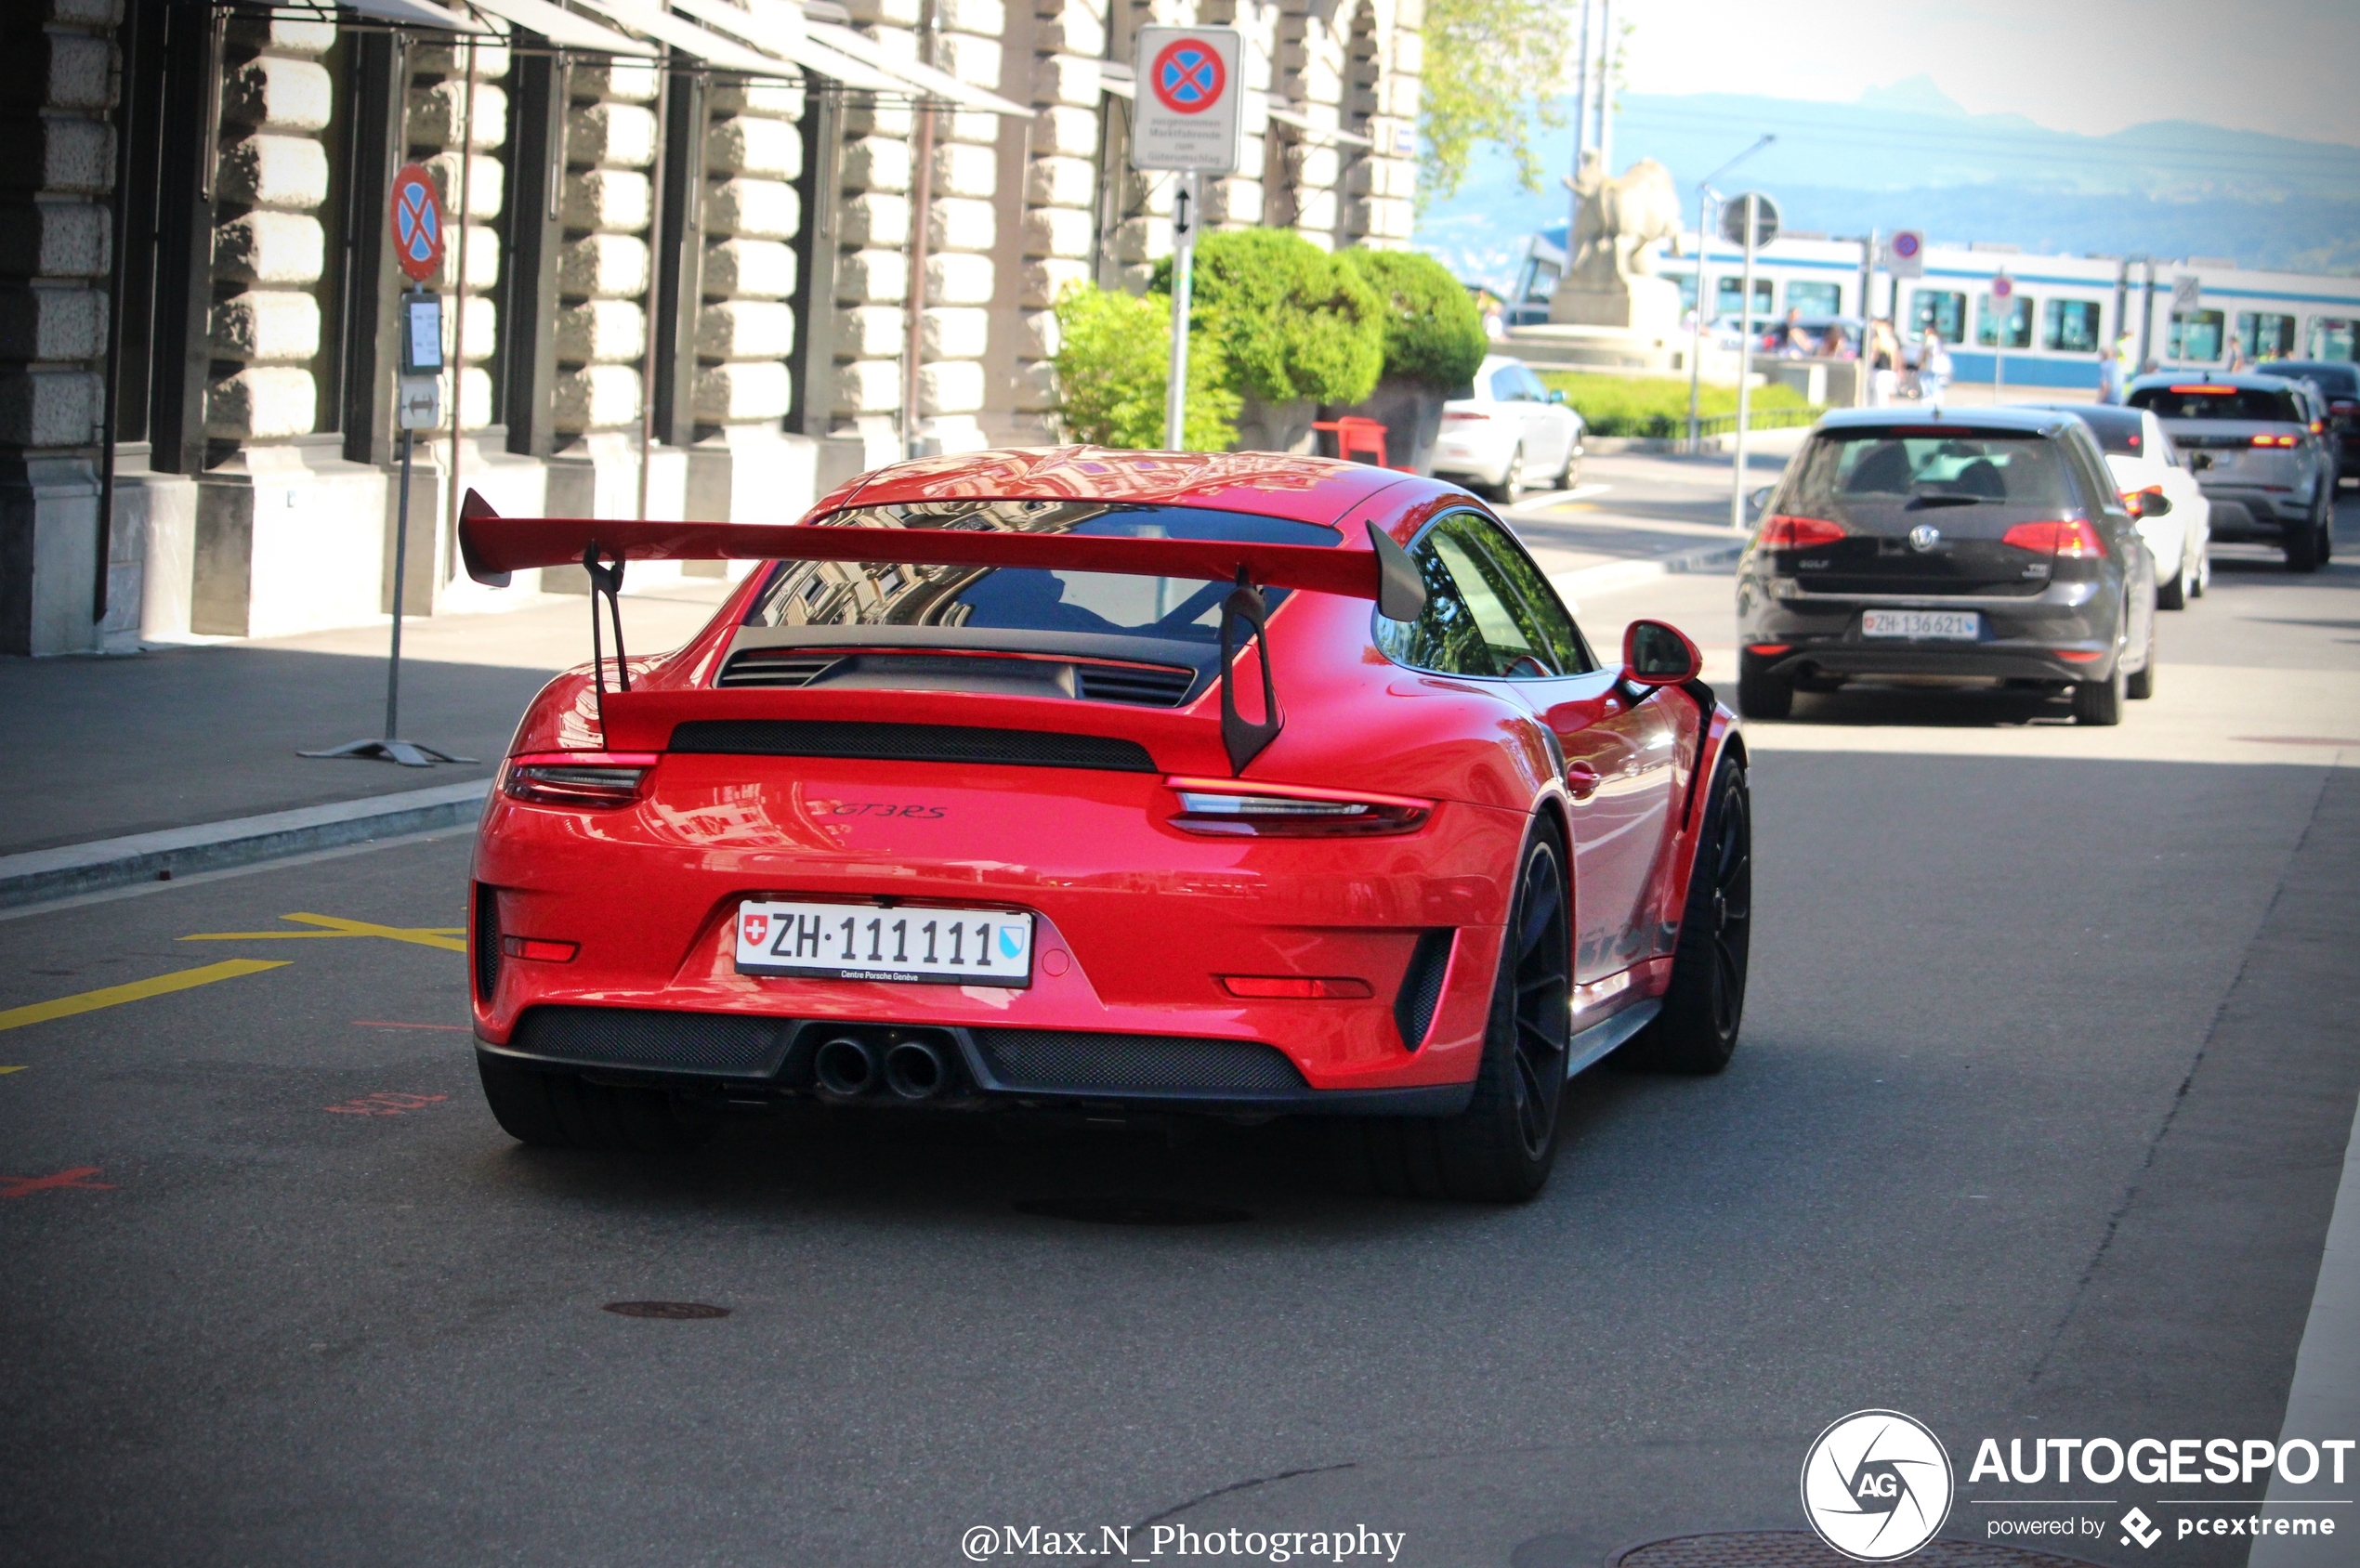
[2020, 401, 2212, 608]
[1434, 356, 1585, 503]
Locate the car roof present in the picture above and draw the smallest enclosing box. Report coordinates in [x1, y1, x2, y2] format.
[1814, 405, 2078, 437]
[2126, 371, 2306, 391]
[817, 446, 1432, 530]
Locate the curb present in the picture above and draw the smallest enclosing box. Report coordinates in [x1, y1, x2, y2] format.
[1550, 538, 1745, 607]
[0, 781, 492, 910]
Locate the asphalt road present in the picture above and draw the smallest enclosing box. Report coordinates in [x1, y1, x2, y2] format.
[1, 505, 2355, 1568]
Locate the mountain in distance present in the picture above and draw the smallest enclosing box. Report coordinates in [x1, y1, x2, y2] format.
[1413, 75, 2360, 292]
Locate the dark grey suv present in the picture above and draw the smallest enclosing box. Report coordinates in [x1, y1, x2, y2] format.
[1737, 407, 2157, 726]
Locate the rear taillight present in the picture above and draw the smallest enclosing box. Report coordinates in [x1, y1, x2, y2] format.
[1165, 777, 1432, 837]
[2002, 519, 2108, 557]
[1220, 975, 1374, 1000]
[1442, 411, 1489, 423]
[1760, 515, 1846, 549]
[2252, 433, 2299, 448]
[2331, 400, 2358, 416]
[503, 751, 658, 807]
[2310, 420, 2325, 436]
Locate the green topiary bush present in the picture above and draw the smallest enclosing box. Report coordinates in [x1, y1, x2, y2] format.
[1154, 229, 1384, 407]
[1337, 247, 1487, 389]
[1049, 281, 1241, 451]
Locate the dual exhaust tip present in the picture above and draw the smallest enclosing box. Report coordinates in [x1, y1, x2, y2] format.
[812, 1033, 956, 1103]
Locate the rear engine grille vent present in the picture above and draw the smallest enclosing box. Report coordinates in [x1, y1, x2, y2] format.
[668, 719, 1158, 773]
[1075, 663, 1197, 708]
[473, 882, 501, 1003]
[1393, 929, 1455, 1051]
[716, 649, 842, 688]
[973, 1029, 1309, 1096]
[508, 1005, 794, 1077]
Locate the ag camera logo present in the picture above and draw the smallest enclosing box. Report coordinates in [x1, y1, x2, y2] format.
[1801, 1410, 1955, 1561]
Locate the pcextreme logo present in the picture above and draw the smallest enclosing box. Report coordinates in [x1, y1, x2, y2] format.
[1801, 1410, 1955, 1561]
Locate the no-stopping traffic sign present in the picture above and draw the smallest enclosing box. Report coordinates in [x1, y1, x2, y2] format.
[1132, 26, 1241, 173]
[389, 163, 445, 283]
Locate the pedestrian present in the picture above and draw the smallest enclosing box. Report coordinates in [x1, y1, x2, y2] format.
[2224, 336, 2245, 372]
[1867, 320, 1900, 407]
[1777, 307, 1812, 358]
[1918, 325, 1951, 408]
[2097, 329, 2133, 404]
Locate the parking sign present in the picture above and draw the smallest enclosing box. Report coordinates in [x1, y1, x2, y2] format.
[1886, 229, 1925, 279]
[1131, 26, 1241, 173]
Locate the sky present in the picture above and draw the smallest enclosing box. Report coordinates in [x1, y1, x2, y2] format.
[1608, 0, 2360, 147]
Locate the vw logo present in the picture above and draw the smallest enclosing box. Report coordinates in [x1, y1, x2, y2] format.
[1800, 1410, 1954, 1561]
[1907, 523, 1941, 553]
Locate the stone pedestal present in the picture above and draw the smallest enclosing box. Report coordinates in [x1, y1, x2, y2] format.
[1548, 274, 1680, 333]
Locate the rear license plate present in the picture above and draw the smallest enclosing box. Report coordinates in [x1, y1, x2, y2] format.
[1861, 609, 1981, 640]
[735, 900, 1033, 987]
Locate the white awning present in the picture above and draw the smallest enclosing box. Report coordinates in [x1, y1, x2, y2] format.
[465, 0, 657, 54]
[569, 0, 799, 75]
[329, 0, 498, 33]
[664, 0, 910, 94]
[1099, 59, 1134, 99]
[804, 20, 1031, 115]
[1264, 102, 1372, 149]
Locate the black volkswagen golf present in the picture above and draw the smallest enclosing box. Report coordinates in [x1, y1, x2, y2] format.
[1736, 407, 2158, 725]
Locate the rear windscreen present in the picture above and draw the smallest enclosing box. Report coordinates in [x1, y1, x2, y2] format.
[2061, 406, 2145, 455]
[742, 501, 1338, 646]
[2275, 364, 2358, 396]
[1782, 430, 2080, 517]
[2128, 385, 2303, 422]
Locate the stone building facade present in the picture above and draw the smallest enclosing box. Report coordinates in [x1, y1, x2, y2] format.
[0, 0, 1421, 654]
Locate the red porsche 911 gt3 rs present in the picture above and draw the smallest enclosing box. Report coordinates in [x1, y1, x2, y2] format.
[458, 448, 1750, 1202]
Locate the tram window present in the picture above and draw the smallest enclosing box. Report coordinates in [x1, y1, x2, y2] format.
[1717, 277, 1773, 320]
[1975, 294, 2033, 348]
[2168, 309, 2224, 361]
[2236, 312, 2298, 360]
[2044, 299, 2103, 353]
[2308, 319, 2356, 361]
[1787, 281, 1841, 316]
[1910, 290, 1965, 342]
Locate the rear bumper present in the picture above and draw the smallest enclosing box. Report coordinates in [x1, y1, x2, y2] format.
[1736, 577, 2121, 682]
[2197, 484, 2312, 537]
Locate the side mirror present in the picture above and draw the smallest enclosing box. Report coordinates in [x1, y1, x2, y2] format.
[1623, 619, 1702, 686]
[1548, 389, 1567, 405]
[2140, 490, 2171, 516]
[1749, 485, 1775, 517]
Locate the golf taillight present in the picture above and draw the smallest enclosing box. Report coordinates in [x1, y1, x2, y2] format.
[2252, 433, 2299, 448]
[2001, 519, 2107, 557]
[503, 751, 658, 807]
[1760, 515, 1846, 550]
[1165, 777, 1433, 837]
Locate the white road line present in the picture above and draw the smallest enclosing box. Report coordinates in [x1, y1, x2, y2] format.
[2250, 1085, 2360, 1567]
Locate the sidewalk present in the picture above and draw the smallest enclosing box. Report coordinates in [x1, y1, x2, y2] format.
[0, 448, 1789, 904]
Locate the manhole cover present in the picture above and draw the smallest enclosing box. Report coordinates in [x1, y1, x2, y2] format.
[601, 1300, 730, 1320]
[1015, 1196, 1250, 1226]
[1607, 1534, 2104, 1568]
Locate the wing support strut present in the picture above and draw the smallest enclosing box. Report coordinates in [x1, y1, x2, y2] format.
[1219, 567, 1281, 776]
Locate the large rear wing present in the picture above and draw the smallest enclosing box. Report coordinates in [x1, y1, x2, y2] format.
[456, 490, 1426, 774]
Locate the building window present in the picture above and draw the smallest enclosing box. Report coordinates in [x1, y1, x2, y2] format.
[1716, 276, 1772, 323]
[1975, 294, 2033, 348]
[1786, 281, 1840, 316]
[2044, 298, 2102, 352]
[2168, 309, 2224, 361]
[1909, 289, 1965, 342]
[2236, 311, 2298, 361]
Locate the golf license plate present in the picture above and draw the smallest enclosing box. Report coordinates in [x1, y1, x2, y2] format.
[1861, 609, 1980, 641]
[735, 900, 1033, 987]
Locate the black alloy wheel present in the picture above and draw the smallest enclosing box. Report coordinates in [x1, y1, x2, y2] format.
[1622, 758, 1752, 1073]
[1342, 830, 1573, 1203]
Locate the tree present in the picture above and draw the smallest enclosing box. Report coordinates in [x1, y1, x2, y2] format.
[1152, 229, 1385, 407]
[1337, 248, 1488, 388]
[1418, 0, 1575, 205]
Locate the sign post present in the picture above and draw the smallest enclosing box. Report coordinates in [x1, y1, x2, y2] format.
[302, 163, 473, 768]
[1722, 190, 1779, 529]
[1132, 26, 1241, 451]
[1989, 271, 2014, 396]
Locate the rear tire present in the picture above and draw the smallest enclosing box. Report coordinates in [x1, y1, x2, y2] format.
[2073, 659, 2126, 725]
[479, 1055, 715, 1153]
[2157, 566, 2186, 610]
[1737, 652, 1794, 719]
[2127, 621, 2157, 699]
[1342, 830, 1571, 1204]
[2287, 510, 2325, 572]
[1491, 445, 1527, 504]
[1619, 757, 1751, 1074]
[1562, 452, 1582, 490]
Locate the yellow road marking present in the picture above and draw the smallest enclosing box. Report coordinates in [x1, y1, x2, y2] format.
[0, 960, 290, 1034]
[181, 913, 465, 953]
[0, 1065, 25, 1075]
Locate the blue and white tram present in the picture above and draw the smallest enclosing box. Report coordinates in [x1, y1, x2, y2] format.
[1506, 225, 2360, 389]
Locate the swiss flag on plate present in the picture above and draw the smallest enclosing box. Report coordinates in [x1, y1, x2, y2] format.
[741, 913, 769, 947]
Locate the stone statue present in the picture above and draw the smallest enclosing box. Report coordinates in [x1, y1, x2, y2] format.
[1550, 152, 1684, 331]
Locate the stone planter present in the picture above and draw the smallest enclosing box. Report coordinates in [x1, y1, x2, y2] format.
[1319, 374, 1448, 475]
[1231, 393, 1318, 455]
